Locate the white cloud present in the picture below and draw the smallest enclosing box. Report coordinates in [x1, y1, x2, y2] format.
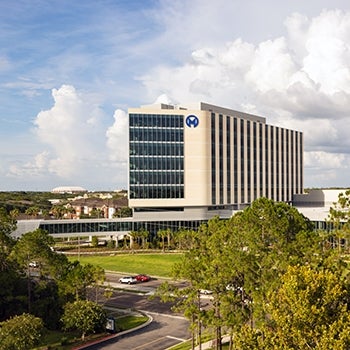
[4, 2, 350, 190]
[140, 8, 350, 188]
[305, 151, 345, 169]
[33, 85, 105, 177]
[302, 9, 350, 95]
[304, 151, 347, 187]
[4, 84, 129, 190]
[245, 37, 297, 93]
[106, 109, 128, 163]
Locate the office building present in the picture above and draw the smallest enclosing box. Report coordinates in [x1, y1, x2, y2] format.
[128, 102, 303, 221]
[12, 102, 304, 241]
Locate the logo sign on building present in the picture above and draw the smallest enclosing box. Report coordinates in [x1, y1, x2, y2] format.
[186, 115, 199, 128]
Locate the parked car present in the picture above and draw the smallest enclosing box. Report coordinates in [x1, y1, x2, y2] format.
[199, 289, 213, 295]
[135, 274, 151, 282]
[29, 261, 39, 268]
[119, 276, 137, 284]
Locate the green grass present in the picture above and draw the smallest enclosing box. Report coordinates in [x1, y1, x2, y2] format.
[115, 315, 149, 331]
[35, 329, 93, 349]
[35, 314, 149, 349]
[68, 253, 183, 278]
[169, 339, 230, 350]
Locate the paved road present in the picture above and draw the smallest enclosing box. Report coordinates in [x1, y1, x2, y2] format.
[88, 312, 190, 350]
[84, 274, 191, 349]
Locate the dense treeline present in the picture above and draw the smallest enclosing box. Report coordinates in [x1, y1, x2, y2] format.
[0, 207, 108, 348]
[156, 197, 350, 350]
[2, 191, 350, 349]
[0, 191, 63, 213]
[0, 191, 130, 220]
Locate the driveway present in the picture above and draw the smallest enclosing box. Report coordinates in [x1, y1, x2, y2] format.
[83, 312, 190, 350]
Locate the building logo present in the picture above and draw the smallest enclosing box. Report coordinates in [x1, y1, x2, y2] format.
[186, 115, 199, 128]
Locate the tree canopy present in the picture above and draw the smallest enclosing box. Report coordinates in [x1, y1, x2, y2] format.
[157, 197, 350, 350]
[0, 313, 44, 350]
[61, 300, 107, 341]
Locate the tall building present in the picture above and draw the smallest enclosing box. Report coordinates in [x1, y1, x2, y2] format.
[12, 103, 305, 239]
[128, 102, 303, 221]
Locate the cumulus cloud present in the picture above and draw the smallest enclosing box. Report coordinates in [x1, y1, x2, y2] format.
[7, 151, 50, 177]
[5, 4, 350, 190]
[106, 109, 128, 163]
[304, 151, 348, 186]
[33, 85, 106, 177]
[140, 8, 350, 187]
[6, 84, 129, 189]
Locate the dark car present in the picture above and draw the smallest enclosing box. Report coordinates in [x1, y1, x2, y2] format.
[135, 274, 151, 282]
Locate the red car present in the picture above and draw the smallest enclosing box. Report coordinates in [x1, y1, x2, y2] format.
[135, 274, 151, 282]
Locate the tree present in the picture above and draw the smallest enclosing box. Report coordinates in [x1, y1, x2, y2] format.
[10, 229, 55, 270]
[261, 265, 350, 350]
[90, 208, 104, 218]
[173, 228, 199, 250]
[129, 229, 149, 250]
[129, 230, 138, 250]
[50, 205, 66, 219]
[24, 206, 40, 218]
[90, 265, 107, 302]
[59, 261, 106, 302]
[91, 235, 99, 248]
[158, 217, 246, 350]
[61, 300, 107, 341]
[227, 197, 314, 326]
[157, 229, 168, 252]
[0, 313, 44, 350]
[156, 198, 316, 349]
[113, 206, 132, 218]
[10, 229, 56, 313]
[0, 254, 26, 321]
[157, 228, 172, 251]
[328, 190, 350, 253]
[0, 207, 16, 253]
[139, 228, 149, 249]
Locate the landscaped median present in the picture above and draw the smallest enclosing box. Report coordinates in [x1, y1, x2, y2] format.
[34, 308, 150, 350]
[72, 308, 151, 350]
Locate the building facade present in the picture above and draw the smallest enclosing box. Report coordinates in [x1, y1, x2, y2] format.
[11, 100, 310, 241]
[129, 102, 303, 220]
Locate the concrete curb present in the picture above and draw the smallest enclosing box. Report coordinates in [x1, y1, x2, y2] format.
[72, 311, 153, 350]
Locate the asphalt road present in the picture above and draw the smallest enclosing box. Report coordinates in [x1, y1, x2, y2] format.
[84, 273, 191, 349]
[88, 313, 190, 350]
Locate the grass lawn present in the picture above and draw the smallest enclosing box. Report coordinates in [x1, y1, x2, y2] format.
[68, 253, 183, 278]
[35, 314, 149, 349]
[35, 329, 106, 350]
[114, 314, 149, 331]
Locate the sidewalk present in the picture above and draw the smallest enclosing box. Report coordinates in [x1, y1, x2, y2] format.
[194, 335, 231, 350]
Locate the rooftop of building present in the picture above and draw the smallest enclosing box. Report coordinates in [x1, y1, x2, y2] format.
[134, 101, 266, 123]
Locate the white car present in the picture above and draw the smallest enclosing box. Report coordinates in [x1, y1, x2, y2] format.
[200, 289, 213, 295]
[119, 276, 137, 284]
[29, 261, 39, 268]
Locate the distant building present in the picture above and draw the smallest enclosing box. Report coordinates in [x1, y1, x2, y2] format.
[292, 189, 349, 229]
[51, 186, 87, 194]
[68, 197, 128, 219]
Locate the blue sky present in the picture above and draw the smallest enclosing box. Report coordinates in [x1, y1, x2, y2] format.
[1, 0, 350, 191]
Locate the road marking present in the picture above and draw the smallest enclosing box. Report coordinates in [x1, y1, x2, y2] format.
[141, 310, 187, 320]
[166, 335, 187, 341]
[133, 336, 168, 350]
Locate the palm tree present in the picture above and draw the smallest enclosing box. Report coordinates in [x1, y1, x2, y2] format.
[157, 229, 171, 252]
[25, 206, 40, 219]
